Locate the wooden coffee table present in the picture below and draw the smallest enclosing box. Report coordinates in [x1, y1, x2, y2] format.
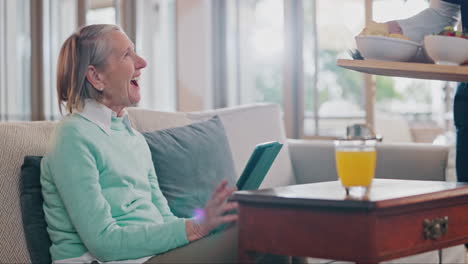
[232, 179, 468, 264]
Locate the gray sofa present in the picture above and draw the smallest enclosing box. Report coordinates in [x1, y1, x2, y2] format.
[0, 103, 464, 263]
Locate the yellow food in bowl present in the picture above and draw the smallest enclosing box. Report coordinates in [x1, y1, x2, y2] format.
[359, 21, 409, 40]
[387, 33, 410, 40]
[360, 21, 387, 36]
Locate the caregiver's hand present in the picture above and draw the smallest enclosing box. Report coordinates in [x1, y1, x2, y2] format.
[185, 180, 238, 242]
[387, 21, 403, 34]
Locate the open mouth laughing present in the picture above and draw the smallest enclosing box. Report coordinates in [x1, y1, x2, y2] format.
[130, 76, 140, 88]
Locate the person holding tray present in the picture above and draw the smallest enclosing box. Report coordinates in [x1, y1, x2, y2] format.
[386, 0, 468, 182]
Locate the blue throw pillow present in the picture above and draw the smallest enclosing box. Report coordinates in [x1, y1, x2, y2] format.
[142, 115, 237, 218]
[19, 156, 52, 264]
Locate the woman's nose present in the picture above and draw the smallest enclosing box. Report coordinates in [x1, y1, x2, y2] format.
[135, 55, 147, 70]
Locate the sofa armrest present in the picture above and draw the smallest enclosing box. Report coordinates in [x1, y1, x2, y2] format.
[288, 139, 449, 184]
[288, 139, 337, 184]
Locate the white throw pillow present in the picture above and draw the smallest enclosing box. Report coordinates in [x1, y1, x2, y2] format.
[127, 107, 192, 132]
[187, 103, 296, 188]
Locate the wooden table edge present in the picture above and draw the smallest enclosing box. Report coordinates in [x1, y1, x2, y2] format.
[336, 59, 468, 82]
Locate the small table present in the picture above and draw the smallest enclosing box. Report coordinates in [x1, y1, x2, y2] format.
[232, 179, 468, 264]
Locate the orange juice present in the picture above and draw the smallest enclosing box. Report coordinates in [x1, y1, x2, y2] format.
[335, 150, 376, 187]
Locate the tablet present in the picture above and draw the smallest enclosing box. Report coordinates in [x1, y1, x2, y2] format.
[236, 141, 283, 191]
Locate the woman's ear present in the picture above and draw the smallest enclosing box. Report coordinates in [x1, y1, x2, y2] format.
[86, 65, 105, 91]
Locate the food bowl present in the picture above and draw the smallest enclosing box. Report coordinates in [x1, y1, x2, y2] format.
[424, 35, 468, 65]
[355, 35, 421, 62]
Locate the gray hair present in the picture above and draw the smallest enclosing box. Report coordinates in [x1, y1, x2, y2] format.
[56, 24, 122, 114]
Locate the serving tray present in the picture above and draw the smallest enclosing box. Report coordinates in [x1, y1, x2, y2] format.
[337, 59, 468, 82]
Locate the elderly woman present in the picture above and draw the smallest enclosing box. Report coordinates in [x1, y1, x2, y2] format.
[40, 24, 238, 263]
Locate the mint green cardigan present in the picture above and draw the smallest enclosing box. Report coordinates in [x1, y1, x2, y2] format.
[40, 114, 188, 262]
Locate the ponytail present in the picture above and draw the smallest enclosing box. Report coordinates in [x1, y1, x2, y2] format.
[57, 34, 78, 114]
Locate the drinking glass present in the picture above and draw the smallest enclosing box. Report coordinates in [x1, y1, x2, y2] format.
[334, 137, 377, 198]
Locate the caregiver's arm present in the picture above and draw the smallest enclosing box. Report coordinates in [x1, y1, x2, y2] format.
[390, 0, 460, 43]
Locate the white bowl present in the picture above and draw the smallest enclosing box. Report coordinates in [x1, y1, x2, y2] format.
[356, 35, 421, 62]
[424, 35, 468, 66]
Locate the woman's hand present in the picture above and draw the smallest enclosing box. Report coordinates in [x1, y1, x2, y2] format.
[185, 180, 238, 242]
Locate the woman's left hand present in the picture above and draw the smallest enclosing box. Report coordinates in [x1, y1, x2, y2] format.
[185, 180, 238, 241]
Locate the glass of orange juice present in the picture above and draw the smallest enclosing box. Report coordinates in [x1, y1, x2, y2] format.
[334, 124, 377, 198]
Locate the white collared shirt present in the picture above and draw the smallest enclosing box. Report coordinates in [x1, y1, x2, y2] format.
[77, 99, 135, 135]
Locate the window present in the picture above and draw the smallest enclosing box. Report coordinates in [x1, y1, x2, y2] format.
[225, 0, 449, 142]
[0, 0, 31, 121]
[1, 0, 177, 122]
[303, 0, 366, 137]
[43, 0, 77, 120]
[226, 0, 284, 107]
[135, 0, 177, 111]
[226, 0, 367, 138]
[87, 0, 118, 25]
[42, 0, 178, 118]
[372, 0, 448, 143]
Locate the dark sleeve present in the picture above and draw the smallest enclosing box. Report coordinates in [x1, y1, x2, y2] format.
[442, 0, 460, 5]
[462, 0, 468, 32]
[442, 0, 468, 32]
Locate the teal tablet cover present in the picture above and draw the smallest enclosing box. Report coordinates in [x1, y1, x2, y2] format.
[236, 141, 283, 190]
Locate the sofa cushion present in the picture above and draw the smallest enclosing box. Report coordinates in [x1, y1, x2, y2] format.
[187, 103, 295, 188]
[142, 116, 237, 218]
[19, 156, 52, 264]
[0, 121, 56, 263]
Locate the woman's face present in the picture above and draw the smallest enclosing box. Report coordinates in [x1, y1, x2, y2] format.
[98, 31, 147, 111]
